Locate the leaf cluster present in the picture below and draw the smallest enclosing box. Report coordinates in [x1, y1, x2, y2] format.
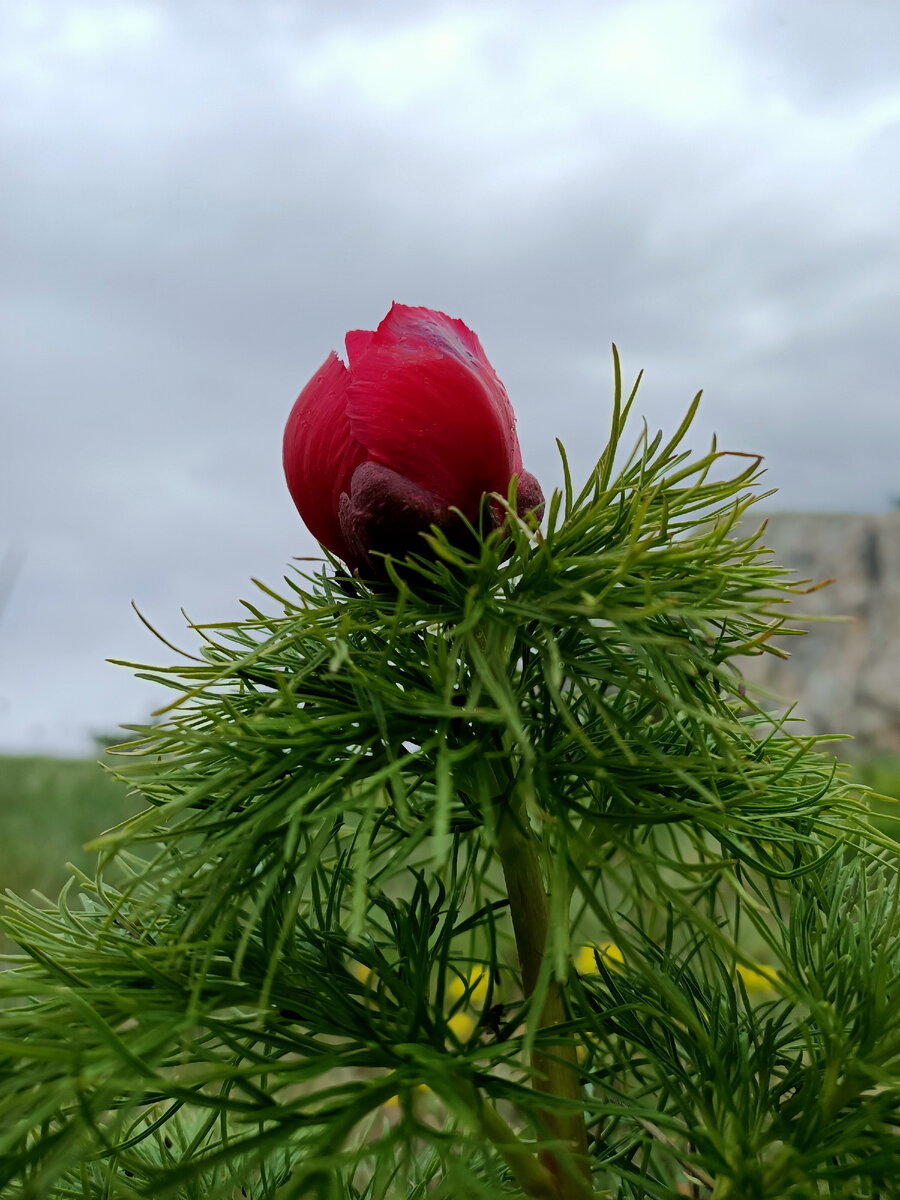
[1, 358, 897, 1198]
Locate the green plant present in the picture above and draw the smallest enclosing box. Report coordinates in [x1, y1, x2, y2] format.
[2, 355, 897, 1199]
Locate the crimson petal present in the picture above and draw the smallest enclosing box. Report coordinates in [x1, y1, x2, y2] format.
[345, 328, 375, 364]
[346, 306, 521, 518]
[282, 351, 367, 562]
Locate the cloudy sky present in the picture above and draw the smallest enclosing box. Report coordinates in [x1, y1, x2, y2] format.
[1, 0, 898, 754]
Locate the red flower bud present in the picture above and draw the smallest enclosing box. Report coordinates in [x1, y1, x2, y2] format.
[283, 304, 544, 574]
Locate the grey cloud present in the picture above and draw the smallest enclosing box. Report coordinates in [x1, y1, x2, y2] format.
[1, 0, 897, 752]
[728, 0, 900, 108]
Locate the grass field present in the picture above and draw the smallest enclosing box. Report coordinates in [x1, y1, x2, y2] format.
[852, 755, 900, 844]
[0, 755, 136, 905]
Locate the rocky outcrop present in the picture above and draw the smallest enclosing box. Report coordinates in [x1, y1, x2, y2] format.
[740, 513, 900, 755]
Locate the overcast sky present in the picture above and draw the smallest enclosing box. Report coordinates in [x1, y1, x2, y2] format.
[1, 0, 898, 754]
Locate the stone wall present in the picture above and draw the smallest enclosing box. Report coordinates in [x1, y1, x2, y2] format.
[740, 512, 900, 756]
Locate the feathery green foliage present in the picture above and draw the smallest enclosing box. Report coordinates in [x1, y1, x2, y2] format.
[1, 355, 897, 1199]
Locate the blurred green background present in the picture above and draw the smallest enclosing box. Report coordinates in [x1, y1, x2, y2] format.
[0, 754, 142, 954]
[1, 752, 897, 945]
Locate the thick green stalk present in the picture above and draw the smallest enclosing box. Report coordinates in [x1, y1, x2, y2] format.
[472, 1091, 560, 1200]
[496, 796, 594, 1200]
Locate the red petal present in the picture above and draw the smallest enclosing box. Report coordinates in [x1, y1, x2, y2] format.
[346, 306, 523, 517]
[374, 303, 488, 365]
[282, 351, 366, 561]
[345, 328, 375, 364]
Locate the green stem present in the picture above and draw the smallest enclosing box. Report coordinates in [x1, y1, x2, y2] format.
[496, 794, 594, 1200]
[476, 1092, 560, 1200]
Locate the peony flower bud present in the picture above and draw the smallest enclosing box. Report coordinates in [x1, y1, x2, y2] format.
[283, 304, 544, 575]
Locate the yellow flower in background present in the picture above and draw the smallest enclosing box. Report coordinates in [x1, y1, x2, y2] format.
[575, 945, 595, 974]
[445, 968, 489, 1044]
[447, 1011, 476, 1042]
[447, 967, 490, 1006]
[350, 960, 373, 986]
[575, 941, 625, 975]
[735, 962, 778, 993]
[383, 1084, 430, 1111]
